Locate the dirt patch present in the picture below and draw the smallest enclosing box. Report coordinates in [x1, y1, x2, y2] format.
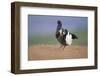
[28, 45, 88, 60]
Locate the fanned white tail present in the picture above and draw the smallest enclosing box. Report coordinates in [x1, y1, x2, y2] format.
[65, 32, 72, 45]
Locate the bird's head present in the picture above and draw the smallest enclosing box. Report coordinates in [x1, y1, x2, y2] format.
[57, 20, 62, 25]
[57, 20, 62, 30]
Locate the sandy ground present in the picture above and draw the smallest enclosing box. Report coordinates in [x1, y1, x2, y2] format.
[28, 45, 88, 60]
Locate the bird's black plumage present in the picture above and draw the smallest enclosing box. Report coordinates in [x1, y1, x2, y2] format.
[70, 33, 78, 39]
[56, 20, 67, 46]
[56, 20, 78, 48]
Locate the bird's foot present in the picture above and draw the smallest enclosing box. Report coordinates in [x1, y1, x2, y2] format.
[59, 45, 65, 50]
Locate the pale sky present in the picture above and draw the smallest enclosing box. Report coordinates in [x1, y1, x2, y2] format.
[28, 15, 88, 36]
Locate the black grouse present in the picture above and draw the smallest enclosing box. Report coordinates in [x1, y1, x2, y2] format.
[56, 20, 78, 49]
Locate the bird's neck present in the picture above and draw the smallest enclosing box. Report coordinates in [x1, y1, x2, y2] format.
[57, 24, 62, 30]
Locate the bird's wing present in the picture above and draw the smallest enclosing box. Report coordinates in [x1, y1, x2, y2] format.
[71, 33, 78, 39]
[55, 32, 60, 38]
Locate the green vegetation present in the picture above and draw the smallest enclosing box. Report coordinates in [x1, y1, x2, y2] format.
[28, 31, 88, 47]
[28, 34, 58, 47]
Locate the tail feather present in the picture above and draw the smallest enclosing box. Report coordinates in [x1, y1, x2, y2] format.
[71, 33, 78, 39]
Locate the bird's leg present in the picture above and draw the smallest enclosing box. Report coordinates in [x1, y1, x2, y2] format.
[59, 44, 63, 48]
[62, 45, 66, 50]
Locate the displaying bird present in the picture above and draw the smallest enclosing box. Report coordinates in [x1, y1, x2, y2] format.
[56, 20, 78, 49]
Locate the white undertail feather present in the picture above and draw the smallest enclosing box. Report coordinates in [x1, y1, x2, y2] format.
[65, 32, 72, 45]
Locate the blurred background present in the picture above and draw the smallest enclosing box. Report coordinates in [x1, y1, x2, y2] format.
[28, 15, 88, 47]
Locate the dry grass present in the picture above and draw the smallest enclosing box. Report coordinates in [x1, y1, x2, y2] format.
[28, 45, 88, 60]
